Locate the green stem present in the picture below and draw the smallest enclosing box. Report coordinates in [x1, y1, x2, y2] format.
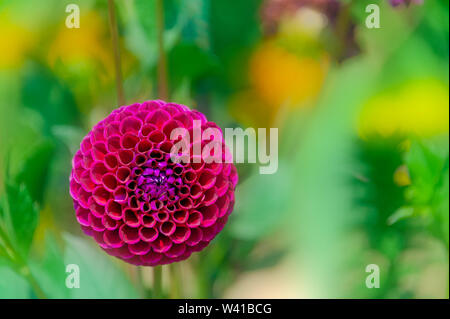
[169, 263, 181, 298]
[19, 265, 47, 299]
[0, 226, 47, 298]
[153, 266, 162, 298]
[156, 0, 169, 101]
[107, 0, 126, 106]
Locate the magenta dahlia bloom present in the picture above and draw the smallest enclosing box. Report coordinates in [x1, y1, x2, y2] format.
[69, 100, 238, 266]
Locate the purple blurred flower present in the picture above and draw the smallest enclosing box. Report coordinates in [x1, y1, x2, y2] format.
[69, 100, 238, 266]
[389, 0, 424, 7]
[261, 0, 340, 35]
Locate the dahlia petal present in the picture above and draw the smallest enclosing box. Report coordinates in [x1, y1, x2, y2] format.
[151, 235, 172, 253]
[121, 133, 140, 149]
[160, 221, 176, 236]
[164, 243, 186, 258]
[102, 173, 118, 191]
[118, 149, 134, 165]
[75, 207, 91, 226]
[92, 186, 111, 205]
[136, 139, 152, 153]
[139, 226, 159, 243]
[199, 205, 218, 227]
[146, 109, 171, 127]
[102, 214, 119, 230]
[170, 226, 191, 244]
[186, 210, 203, 228]
[203, 188, 218, 206]
[106, 135, 121, 153]
[119, 224, 140, 244]
[90, 162, 108, 184]
[92, 142, 108, 161]
[116, 166, 131, 183]
[88, 198, 106, 218]
[201, 224, 218, 242]
[123, 208, 140, 227]
[198, 169, 216, 190]
[105, 122, 121, 137]
[92, 230, 109, 248]
[79, 170, 96, 192]
[185, 228, 203, 247]
[128, 241, 151, 255]
[103, 229, 124, 248]
[148, 130, 166, 144]
[120, 116, 143, 135]
[76, 187, 91, 209]
[139, 123, 157, 137]
[80, 137, 92, 155]
[113, 185, 128, 203]
[139, 214, 156, 228]
[216, 194, 230, 218]
[172, 210, 188, 224]
[154, 211, 169, 223]
[140, 250, 163, 264]
[104, 153, 119, 170]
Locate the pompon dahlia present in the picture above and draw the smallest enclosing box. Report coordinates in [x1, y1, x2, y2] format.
[69, 100, 238, 266]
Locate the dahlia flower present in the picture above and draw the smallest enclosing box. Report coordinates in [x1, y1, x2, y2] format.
[69, 100, 238, 266]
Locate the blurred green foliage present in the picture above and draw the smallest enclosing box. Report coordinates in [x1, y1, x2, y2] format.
[0, 0, 448, 299]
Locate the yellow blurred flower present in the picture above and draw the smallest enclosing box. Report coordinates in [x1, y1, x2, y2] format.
[249, 40, 329, 109]
[393, 165, 411, 186]
[48, 12, 114, 80]
[0, 13, 35, 69]
[358, 79, 449, 139]
[229, 90, 276, 129]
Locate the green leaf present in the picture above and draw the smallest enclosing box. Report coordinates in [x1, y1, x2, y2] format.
[29, 234, 69, 298]
[404, 138, 449, 246]
[63, 233, 139, 298]
[52, 125, 85, 156]
[2, 183, 39, 258]
[15, 140, 55, 205]
[405, 139, 449, 204]
[387, 206, 414, 225]
[230, 166, 292, 240]
[21, 63, 80, 130]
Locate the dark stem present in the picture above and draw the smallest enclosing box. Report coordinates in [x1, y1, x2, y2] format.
[156, 0, 169, 101]
[107, 0, 126, 106]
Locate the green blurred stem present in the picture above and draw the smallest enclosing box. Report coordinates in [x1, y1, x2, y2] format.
[153, 266, 162, 298]
[19, 265, 47, 299]
[0, 227, 47, 299]
[169, 263, 181, 298]
[107, 0, 126, 106]
[156, 0, 169, 101]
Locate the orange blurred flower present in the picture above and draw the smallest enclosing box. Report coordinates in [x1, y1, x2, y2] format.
[249, 41, 328, 109]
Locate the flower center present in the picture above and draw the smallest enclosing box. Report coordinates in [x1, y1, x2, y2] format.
[131, 161, 183, 212]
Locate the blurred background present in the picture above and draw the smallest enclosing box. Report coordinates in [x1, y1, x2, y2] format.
[0, 0, 448, 298]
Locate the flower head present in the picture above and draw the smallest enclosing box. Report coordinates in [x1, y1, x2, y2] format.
[69, 101, 238, 266]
